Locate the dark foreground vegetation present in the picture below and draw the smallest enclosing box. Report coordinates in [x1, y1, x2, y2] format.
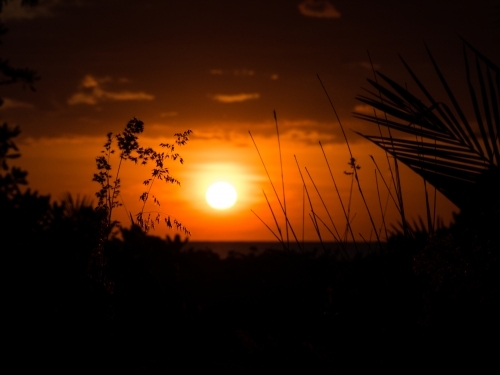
[2, 159, 499, 372]
[1, 102, 499, 372]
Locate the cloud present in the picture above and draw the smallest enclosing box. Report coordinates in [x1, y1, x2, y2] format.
[353, 104, 373, 114]
[270, 74, 279, 80]
[100, 91, 154, 101]
[353, 104, 385, 118]
[281, 119, 318, 127]
[80, 75, 112, 88]
[210, 93, 260, 103]
[67, 74, 154, 105]
[0, 98, 35, 110]
[298, 0, 341, 19]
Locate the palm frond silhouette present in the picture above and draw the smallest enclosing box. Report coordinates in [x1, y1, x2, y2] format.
[354, 39, 499, 211]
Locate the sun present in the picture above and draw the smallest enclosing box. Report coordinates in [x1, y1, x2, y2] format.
[206, 181, 237, 210]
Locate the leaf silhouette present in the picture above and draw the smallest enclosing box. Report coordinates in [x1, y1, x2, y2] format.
[354, 40, 500, 210]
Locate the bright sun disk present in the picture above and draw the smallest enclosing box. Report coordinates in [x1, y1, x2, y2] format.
[206, 181, 237, 210]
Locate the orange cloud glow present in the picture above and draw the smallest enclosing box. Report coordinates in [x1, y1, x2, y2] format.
[211, 93, 260, 103]
[0, 98, 34, 110]
[67, 74, 155, 105]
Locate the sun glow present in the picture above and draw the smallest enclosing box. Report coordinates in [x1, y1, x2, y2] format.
[205, 181, 237, 210]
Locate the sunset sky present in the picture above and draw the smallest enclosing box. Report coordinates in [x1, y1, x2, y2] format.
[2, 0, 499, 241]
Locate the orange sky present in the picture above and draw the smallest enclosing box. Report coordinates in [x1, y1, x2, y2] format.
[17, 125, 457, 241]
[2, 0, 498, 241]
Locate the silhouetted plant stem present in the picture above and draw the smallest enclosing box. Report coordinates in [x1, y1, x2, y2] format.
[294, 155, 326, 253]
[344, 170, 354, 240]
[251, 209, 283, 244]
[318, 76, 382, 249]
[109, 155, 124, 228]
[369, 156, 400, 213]
[433, 169, 437, 233]
[354, 160, 383, 249]
[317, 75, 353, 157]
[274, 110, 289, 246]
[249, 131, 303, 252]
[305, 166, 349, 258]
[319, 141, 357, 248]
[367, 51, 399, 197]
[374, 169, 389, 241]
[392, 156, 408, 237]
[358, 232, 373, 251]
[304, 166, 343, 245]
[366, 51, 409, 238]
[413, 124, 434, 236]
[302, 184, 305, 246]
[312, 212, 348, 259]
[263, 189, 284, 245]
[140, 174, 156, 216]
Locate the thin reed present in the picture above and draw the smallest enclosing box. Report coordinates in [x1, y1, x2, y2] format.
[251, 39, 499, 256]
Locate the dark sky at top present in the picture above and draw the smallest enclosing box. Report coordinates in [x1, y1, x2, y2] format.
[1, 0, 499, 141]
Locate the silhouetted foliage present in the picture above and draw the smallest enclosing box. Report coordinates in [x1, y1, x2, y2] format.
[354, 40, 500, 214]
[93, 117, 192, 237]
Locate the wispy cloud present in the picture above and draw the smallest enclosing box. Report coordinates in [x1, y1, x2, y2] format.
[259, 117, 355, 145]
[67, 74, 154, 105]
[353, 104, 372, 114]
[0, 98, 34, 110]
[353, 104, 385, 118]
[298, 0, 341, 19]
[210, 93, 260, 103]
[281, 119, 318, 127]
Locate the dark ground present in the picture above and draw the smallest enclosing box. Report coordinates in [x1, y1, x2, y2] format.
[5, 221, 499, 373]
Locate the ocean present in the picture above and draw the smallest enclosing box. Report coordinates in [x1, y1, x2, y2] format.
[183, 241, 379, 259]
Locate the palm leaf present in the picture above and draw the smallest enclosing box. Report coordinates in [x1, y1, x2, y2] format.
[354, 40, 500, 210]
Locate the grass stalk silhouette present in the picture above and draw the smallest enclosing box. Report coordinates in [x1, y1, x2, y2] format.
[319, 141, 358, 247]
[274, 110, 289, 246]
[251, 39, 498, 260]
[365, 50, 412, 238]
[249, 130, 303, 252]
[251, 111, 382, 253]
[294, 155, 326, 253]
[318, 75, 383, 249]
[304, 166, 350, 259]
[374, 170, 389, 241]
